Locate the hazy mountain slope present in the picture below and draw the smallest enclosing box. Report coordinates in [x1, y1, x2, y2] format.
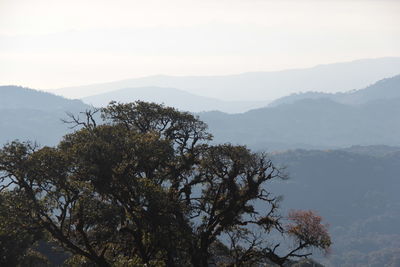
[81, 86, 271, 113]
[54, 57, 400, 101]
[341, 74, 400, 104]
[270, 74, 400, 107]
[0, 86, 85, 110]
[269, 148, 400, 266]
[200, 97, 400, 149]
[0, 86, 90, 146]
[268, 91, 331, 107]
[339, 144, 400, 157]
[4, 74, 400, 149]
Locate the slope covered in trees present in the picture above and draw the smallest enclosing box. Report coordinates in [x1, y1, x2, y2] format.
[0, 86, 90, 146]
[270, 147, 400, 266]
[198, 74, 400, 149]
[200, 74, 400, 149]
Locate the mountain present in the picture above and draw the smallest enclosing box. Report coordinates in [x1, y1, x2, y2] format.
[3, 73, 400, 149]
[269, 147, 400, 266]
[53, 57, 400, 102]
[0, 86, 90, 146]
[200, 98, 400, 149]
[199, 75, 400, 149]
[339, 144, 400, 157]
[81, 86, 271, 113]
[270, 74, 400, 107]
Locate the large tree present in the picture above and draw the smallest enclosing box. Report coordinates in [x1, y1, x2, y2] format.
[0, 101, 330, 266]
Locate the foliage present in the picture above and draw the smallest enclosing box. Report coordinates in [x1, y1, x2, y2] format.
[286, 210, 331, 255]
[0, 101, 331, 266]
[270, 148, 400, 266]
[0, 191, 47, 266]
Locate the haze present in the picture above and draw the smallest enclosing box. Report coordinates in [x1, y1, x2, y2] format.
[1, 0, 399, 93]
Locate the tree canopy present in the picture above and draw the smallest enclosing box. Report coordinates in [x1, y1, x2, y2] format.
[0, 101, 331, 266]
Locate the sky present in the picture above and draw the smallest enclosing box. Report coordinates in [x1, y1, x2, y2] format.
[0, 0, 399, 89]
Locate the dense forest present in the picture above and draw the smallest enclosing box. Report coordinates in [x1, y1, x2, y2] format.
[271, 148, 400, 266]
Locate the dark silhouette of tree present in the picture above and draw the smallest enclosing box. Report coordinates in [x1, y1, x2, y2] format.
[0, 101, 331, 266]
[0, 191, 49, 266]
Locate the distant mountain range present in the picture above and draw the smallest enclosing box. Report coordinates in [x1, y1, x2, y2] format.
[199, 75, 400, 149]
[2, 72, 400, 149]
[82, 86, 271, 113]
[54, 57, 400, 103]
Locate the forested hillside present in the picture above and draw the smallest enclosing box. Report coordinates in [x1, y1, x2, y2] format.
[200, 75, 400, 149]
[0, 86, 90, 145]
[270, 147, 400, 266]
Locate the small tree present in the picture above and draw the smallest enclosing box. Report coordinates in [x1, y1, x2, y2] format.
[0, 101, 331, 266]
[286, 210, 331, 255]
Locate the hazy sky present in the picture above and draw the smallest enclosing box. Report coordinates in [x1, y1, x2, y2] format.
[0, 0, 399, 89]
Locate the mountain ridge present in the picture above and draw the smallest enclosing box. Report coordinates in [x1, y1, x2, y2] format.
[199, 75, 400, 149]
[0, 85, 86, 111]
[269, 74, 400, 107]
[81, 86, 271, 113]
[52, 57, 400, 102]
[2, 72, 400, 149]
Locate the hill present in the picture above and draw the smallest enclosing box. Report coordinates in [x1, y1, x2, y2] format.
[81, 86, 270, 113]
[270, 74, 400, 106]
[53, 57, 400, 102]
[269, 147, 400, 266]
[0, 86, 90, 146]
[200, 98, 400, 149]
[199, 75, 400, 149]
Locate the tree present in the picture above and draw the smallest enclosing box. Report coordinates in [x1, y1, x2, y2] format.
[0, 101, 331, 266]
[0, 191, 49, 266]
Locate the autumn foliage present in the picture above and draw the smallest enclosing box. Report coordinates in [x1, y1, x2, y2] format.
[286, 210, 331, 254]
